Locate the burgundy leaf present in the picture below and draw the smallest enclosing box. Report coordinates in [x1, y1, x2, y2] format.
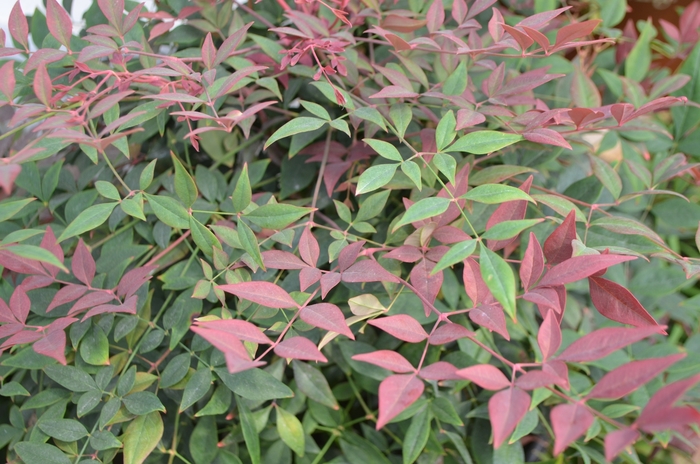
[419, 361, 461, 380]
[383, 245, 424, 263]
[515, 369, 564, 390]
[261, 250, 308, 270]
[46, 0, 73, 50]
[520, 233, 544, 290]
[338, 240, 365, 272]
[469, 303, 509, 340]
[368, 315, 428, 343]
[191, 326, 251, 361]
[456, 364, 510, 390]
[524, 128, 572, 149]
[33, 330, 67, 365]
[10, 286, 30, 325]
[299, 226, 320, 267]
[485, 176, 533, 251]
[72, 239, 95, 287]
[432, 225, 471, 244]
[538, 254, 636, 287]
[489, 387, 530, 448]
[376, 374, 425, 429]
[20, 275, 54, 291]
[557, 326, 664, 362]
[587, 353, 685, 400]
[342, 260, 400, 283]
[636, 374, 700, 432]
[299, 303, 354, 339]
[68, 291, 117, 316]
[201, 32, 216, 69]
[551, 403, 594, 455]
[47, 285, 88, 312]
[82, 294, 137, 320]
[463, 258, 491, 305]
[554, 20, 601, 47]
[0, 249, 49, 275]
[604, 428, 640, 462]
[352, 350, 415, 373]
[543, 210, 577, 265]
[218, 281, 298, 308]
[34, 64, 52, 107]
[589, 276, 660, 328]
[9, 1, 29, 50]
[410, 259, 442, 317]
[194, 319, 272, 344]
[524, 286, 563, 314]
[40, 227, 64, 276]
[1, 330, 42, 348]
[299, 267, 322, 292]
[274, 337, 327, 363]
[538, 309, 561, 360]
[320, 272, 341, 298]
[428, 323, 474, 345]
[116, 265, 155, 299]
[0, 298, 16, 323]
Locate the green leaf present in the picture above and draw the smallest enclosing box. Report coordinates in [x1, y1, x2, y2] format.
[14, 443, 71, 464]
[0, 381, 30, 397]
[334, 200, 352, 223]
[4, 245, 68, 273]
[292, 360, 338, 410]
[160, 353, 190, 388]
[190, 416, 218, 464]
[180, 368, 212, 412]
[264, 117, 326, 149]
[509, 409, 538, 444]
[436, 111, 457, 152]
[171, 154, 198, 207]
[190, 216, 220, 256]
[232, 164, 252, 213]
[403, 408, 431, 464]
[444, 431, 474, 464]
[121, 193, 146, 221]
[430, 397, 463, 426]
[195, 385, 231, 417]
[139, 160, 157, 190]
[430, 240, 477, 275]
[300, 100, 330, 120]
[216, 368, 293, 401]
[390, 103, 412, 140]
[57, 202, 117, 242]
[237, 218, 265, 270]
[589, 155, 622, 199]
[123, 391, 166, 415]
[356, 163, 399, 195]
[146, 194, 190, 229]
[401, 160, 422, 190]
[482, 219, 544, 241]
[41, 160, 62, 201]
[237, 396, 260, 464]
[44, 365, 97, 392]
[447, 131, 522, 154]
[625, 19, 656, 82]
[531, 194, 587, 222]
[433, 153, 457, 185]
[90, 430, 123, 450]
[38, 419, 89, 441]
[479, 244, 517, 321]
[332, 119, 351, 137]
[356, 190, 390, 222]
[80, 325, 110, 366]
[245, 203, 313, 230]
[277, 406, 305, 457]
[462, 184, 534, 204]
[364, 139, 403, 162]
[95, 181, 120, 201]
[353, 107, 387, 131]
[394, 197, 451, 231]
[600, 0, 626, 27]
[123, 412, 163, 464]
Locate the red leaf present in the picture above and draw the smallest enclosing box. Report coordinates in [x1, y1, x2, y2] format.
[538, 254, 636, 287]
[0, 62, 14, 103]
[338, 240, 364, 272]
[71, 239, 95, 287]
[0, 164, 21, 196]
[0, 249, 48, 275]
[20, 275, 54, 291]
[299, 267, 322, 292]
[218, 281, 298, 308]
[9, 1, 29, 50]
[149, 20, 174, 41]
[40, 227, 64, 277]
[116, 265, 155, 299]
[489, 387, 530, 448]
[33, 330, 67, 365]
[538, 309, 561, 360]
[452, 0, 467, 23]
[515, 369, 564, 390]
[376, 374, 425, 429]
[557, 326, 664, 362]
[543, 210, 577, 265]
[27, 49, 68, 74]
[524, 286, 564, 314]
[587, 353, 685, 400]
[432, 225, 471, 244]
[214, 22, 252, 66]
[419, 361, 461, 380]
[342, 260, 400, 283]
[551, 403, 594, 455]
[261, 250, 308, 269]
[191, 326, 251, 361]
[589, 276, 660, 328]
[223, 356, 266, 374]
[68, 291, 117, 316]
[274, 336, 327, 363]
[83, 294, 137, 320]
[352, 350, 414, 373]
[409, 259, 442, 317]
[122, 3, 144, 34]
[299, 226, 320, 267]
[0, 298, 16, 323]
[455, 109, 486, 130]
[299, 303, 354, 339]
[46, 0, 74, 50]
[503, 25, 534, 51]
[604, 428, 640, 462]
[89, 90, 134, 120]
[544, 360, 569, 390]
[1, 330, 42, 348]
[201, 32, 216, 69]
[469, 303, 509, 340]
[524, 128, 572, 149]
[368, 315, 428, 343]
[485, 175, 533, 251]
[34, 64, 52, 107]
[636, 374, 700, 432]
[383, 245, 423, 263]
[554, 20, 601, 47]
[456, 364, 510, 390]
[214, 66, 268, 99]
[369, 85, 419, 99]
[194, 319, 272, 344]
[48, 285, 88, 312]
[428, 323, 474, 345]
[522, 25, 550, 52]
[463, 258, 491, 305]
[98, 0, 124, 31]
[0, 323, 23, 339]
[320, 272, 341, 298]
[10, 286, 30, 324]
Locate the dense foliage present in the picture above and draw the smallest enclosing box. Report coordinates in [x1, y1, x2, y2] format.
[1, 0, 700, 462]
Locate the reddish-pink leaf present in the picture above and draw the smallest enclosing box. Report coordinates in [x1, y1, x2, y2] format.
[551, 403, 595, 455]
[1, 330, 42, 349]
[433, 225, 471, 244]
[419, 361, 461, 380]
[194, 319, 272, 344]
[98, 0, 124, 32]
[9, 1, 29, 50]
[554, 20, 601, 47]
[426, 0, 444, 33]
[68, 290, 116, 315]
[299, 303, 354, 339]
[0, 61, 15, 103]
[274, 336, 327, 363]
[587, 353, 685, 400]
[10, 286, 30, 325]
[33, 330, 67, 365]
[452, 0, 467, 23]
[636, 374, 700, 432]
[538, 254, 636, 287]
[89, 90, 134, 120]
[0, 164, 21, 196]
[543, 210, 577, 265]
[0, 323, 23, 340]
[82, 294, 137, 320]
[214, 23, 252, 66]
[27, 49, 68, 74]
[489, 387, 530, 448]
[342, 260, 400, 283]
[368, 315, 428, 343]
[456, 364, 510, 390]
[320, 272, 341, 298]
[544, 360, 569, 390]
[46, 0, 74, 50]
[0, 249, 48, 275]
[116, 265, 155, 299]
[502, 25, 534, 51]
[410, 259, 442, 317]
[352, 350, 414, 373]
[469, 303, 509, 340]
[369, 86, 419, 99]
[522, 25, 550, 51]
[34, 64, 52, 107]
[557, 326, 664, 362]
[299, 267, 322, 292]
[201, 33, 216, 69]
[376, 374, 425, 429]
[261, 250, 308, 270]
[122, 3, 144, 34]
[218, 281, 298, 308]
[538, 309, 561, 360]
[48, 285, 88, 312]
[383, 245, 423, 263]
[485, 176, 533, 251]
[428, 323, 474, 345]
[191, 326, 251, 361]
[604, 428, 640, 462]
[71, 240, 95, 287]
[214, 66, 268, 99]
[224, 356, 266, 374]
[40, 227, 64, 277]
[463, 258, 491, 305]
[524, 128, 572, 149]
[456, 108, 486, 130]
[299, 226, 320, 267]
[21, 275, 54, 291]
[520, 232, 544, 291]
[524, 286, 563, 314]
[0, 298, 16, 323]
[515, 369, 563, 390]
[589, 276, 660, 328]
[338, 240, 365, 272]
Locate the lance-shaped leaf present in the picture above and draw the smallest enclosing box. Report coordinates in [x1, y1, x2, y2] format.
[34, 64, 52, 107]
[261, 250, 307, 270]
[264, 117, 326, 149]
[376, 374, 425, 429]
[364, 138, 403, 162]
[245, 204, 313, 230]
[479, 245, 516, 320]
[368, 315, 428, 343]
[543, 210, 577, 265]
[428, 323, 474, 345]
[393, 197, 451, 231]
[430, 240, 477, 275]
[58, 203, 118, 242]
[589, 276, 660, 328]
[352, 350, 415, 373]
[342, 260, 400, 284]
[462, 184, 534, 204]
[215, 23, 252, 66]
[292, 360, 338, 409]
[470, 303, 510, 340]
[419, 361, 461, 381]
[636, 374, 700, 432]
[356, 163, 399, 195]
[551, 403, 594, 455]
[538, 310, 561, 360]
[557, 326, 664, 362]
[538, 254, 636, 287]
[456, 364, 510, 390]
[46, 0, 73, 49]
[489, 387, 530, 448]
[587, 353, 685, 400]
[172, 153, 198, 208]
[299, 303, 354, 339]
[604, 428, 640, 462]
[194, 319, 272, 345]
[216, 66, 268, 99]
[9, 2, 29, 50]
[274, 337, 327, 363]
[447, 131, 522, 154]
[218, 281, 298, 308]
[299, 226, 320, 267]
[484, 176, 534, 251]
[72, 240, 95, 287]
[232, 163, 251, 213]
[520, 232, 544, 290]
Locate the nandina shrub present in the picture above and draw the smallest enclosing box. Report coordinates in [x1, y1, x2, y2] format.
[1, 0, 700, 463]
